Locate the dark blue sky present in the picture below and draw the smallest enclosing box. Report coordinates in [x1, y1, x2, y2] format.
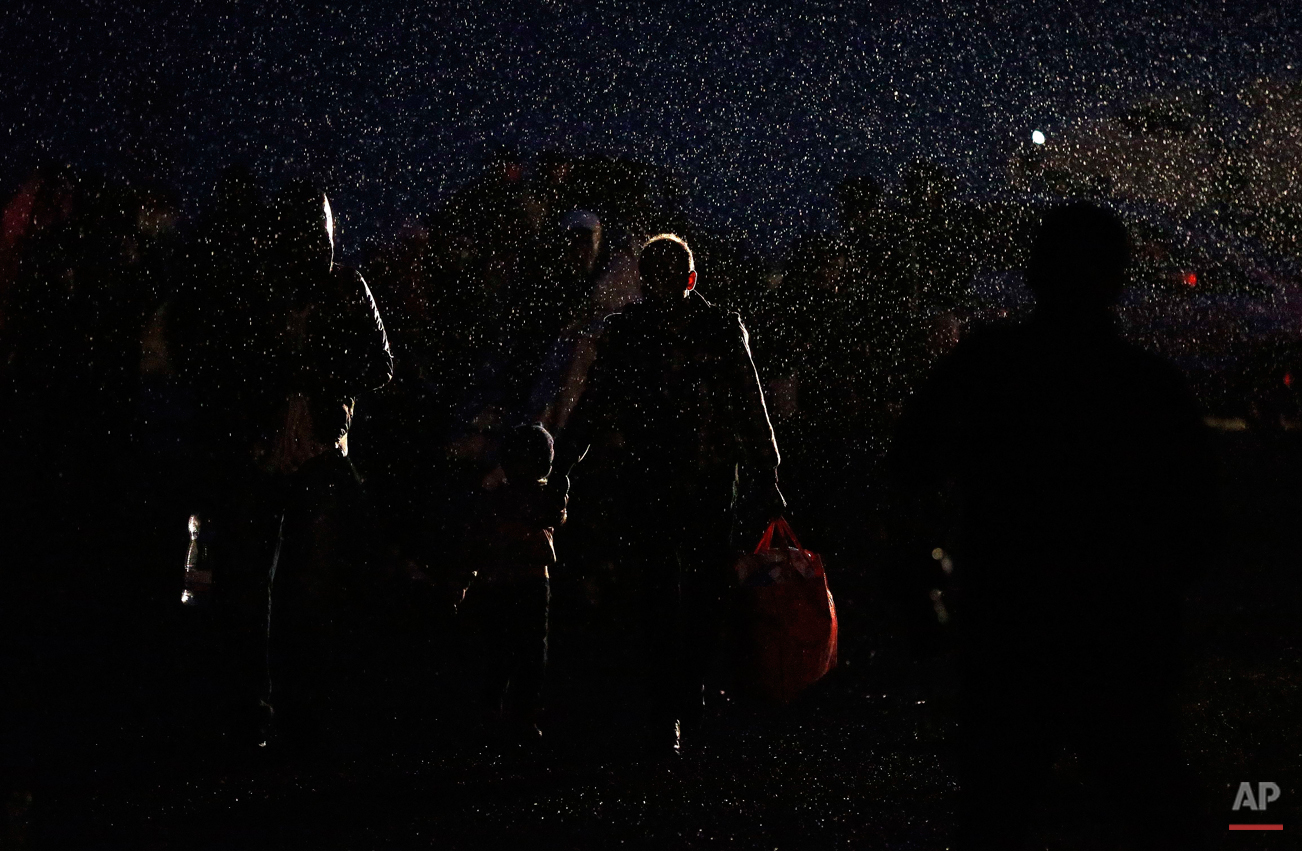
[2, 0, 1299, 250]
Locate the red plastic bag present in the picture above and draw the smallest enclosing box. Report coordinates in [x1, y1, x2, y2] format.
[732, 518, 838, 704]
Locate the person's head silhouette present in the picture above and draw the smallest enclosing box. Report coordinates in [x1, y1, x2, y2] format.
[269, 179, 334, 282]
[1027, 202, 1129, 320]
[639, 233, 697, 303]
[500, 422, 555, 484]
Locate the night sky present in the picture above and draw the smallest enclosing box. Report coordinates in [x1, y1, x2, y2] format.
[3, 0, 1300, 251]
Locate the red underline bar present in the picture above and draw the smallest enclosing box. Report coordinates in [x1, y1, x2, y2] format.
[1229, 824, 1283, 831]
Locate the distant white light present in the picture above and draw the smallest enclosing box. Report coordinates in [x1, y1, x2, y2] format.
[1031, 130, 1046, 145]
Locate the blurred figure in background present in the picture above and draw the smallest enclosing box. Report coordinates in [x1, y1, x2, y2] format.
[532, 230, 643, 434]
[512, 209, 605, 416]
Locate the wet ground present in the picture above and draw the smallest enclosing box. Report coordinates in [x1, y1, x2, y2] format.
[4, 430, 1300, 849]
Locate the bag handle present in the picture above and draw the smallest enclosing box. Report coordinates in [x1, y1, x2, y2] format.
[753, 516, 803, 554]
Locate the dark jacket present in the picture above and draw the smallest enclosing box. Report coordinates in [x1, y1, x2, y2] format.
[464, 477, 569, 585]
[264, 267, 393, 468]
[892, 314, 1218, 682]
[560, 291, 779, 501]
[267, 446, 424, 741]
[269, 449, 380, 655]
[288, 267, 394, 403]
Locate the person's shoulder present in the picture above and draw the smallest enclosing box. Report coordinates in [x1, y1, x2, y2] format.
[327, 265, 379, 301]
[327, 264, 362, 288]
[687, 291, 745, 335]
[471, 481, 513, 522]
[688, 290, 732, 318]
[1112, 337, 1195, 399]
[943, 322, 1026, 367]
[595, 306, 639, 345]
[297, 447, 351, 479]
[909, 323, 1031, 398]
[603, 305, 637, 329]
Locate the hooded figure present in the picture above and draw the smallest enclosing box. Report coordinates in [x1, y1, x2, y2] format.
[264, 181, 392, 472]
[264, 183, 394, 753]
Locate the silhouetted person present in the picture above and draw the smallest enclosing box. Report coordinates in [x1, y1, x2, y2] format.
[264, 181, 393, 474]
[558, 234, 783, 754]
[458, 423, 568, 744]
[265, 184, 393, 753]
[892, 202, 1217, 848]
[520, 210, 609, 421]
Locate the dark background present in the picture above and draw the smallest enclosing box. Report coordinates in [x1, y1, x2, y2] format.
[3, 0, 1301, 251]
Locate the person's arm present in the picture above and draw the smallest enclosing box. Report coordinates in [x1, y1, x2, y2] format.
[348, 270, 395, 392]
[728, 312, 785, 523]
[312, 267, 394, 396]
[730, 312, 781, 470]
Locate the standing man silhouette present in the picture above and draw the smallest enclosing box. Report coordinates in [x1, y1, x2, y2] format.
[558, 234, 783, 755]
[893, 202, 1217, 848]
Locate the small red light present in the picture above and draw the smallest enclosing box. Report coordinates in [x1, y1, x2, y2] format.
[1182, 272, 1198, 287]
[1286, 372, 1294, 388]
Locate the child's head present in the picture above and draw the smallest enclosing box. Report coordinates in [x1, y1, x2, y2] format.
[500, 422, 554, 483]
